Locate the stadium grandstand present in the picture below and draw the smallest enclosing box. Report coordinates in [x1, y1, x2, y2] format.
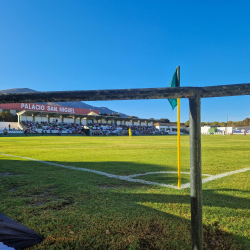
[0, 102, 175, 136]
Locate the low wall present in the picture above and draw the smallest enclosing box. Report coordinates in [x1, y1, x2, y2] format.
[201, 126, 233, 134]
[0, 122, 20, 130]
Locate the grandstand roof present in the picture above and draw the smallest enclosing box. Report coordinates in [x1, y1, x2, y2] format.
[16, 110, 156, 123]
[0, 103, 100, 115]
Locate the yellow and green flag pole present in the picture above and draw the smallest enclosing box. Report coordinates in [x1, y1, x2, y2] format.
[129, 128, 132, 138]
[177, 98, 181, 188]
[168, 66, 181, 188]
[177, 66, 181, 188]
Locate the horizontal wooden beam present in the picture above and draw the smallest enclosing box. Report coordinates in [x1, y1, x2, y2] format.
[201, 83, 250, 98]
[0, 87, 200, 103]
[0, 83, 249, 103]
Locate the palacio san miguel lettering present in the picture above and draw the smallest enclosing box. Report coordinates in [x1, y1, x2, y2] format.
[0, 103, 100, 115]
[21, 103, 75, 113]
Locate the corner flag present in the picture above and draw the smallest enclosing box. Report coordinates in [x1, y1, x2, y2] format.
[168, 68, 180, 110]
[168, 67, 181, 188]
[129, 128, 132, 137]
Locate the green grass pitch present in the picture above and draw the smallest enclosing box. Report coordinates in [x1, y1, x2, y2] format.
[0, 135, 249, 249]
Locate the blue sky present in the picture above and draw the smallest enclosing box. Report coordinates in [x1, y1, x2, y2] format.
[0, 1, 249, 122]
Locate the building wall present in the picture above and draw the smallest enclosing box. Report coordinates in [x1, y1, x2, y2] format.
[155, 125, 179, 132]
[22, 116, 33, 122]
[201, 127, 209, 134]
[64, 118, 74, 123]
[201, 126, 233, 134]
[35, 116, 48, 122]
[155, 126, 170, 132]
[125, 121, 132, 126]
[216, 127, 233, 134]
[55, 118, 62, 123]
[81, 119, 87, 125]
[75, 118, 81, 124]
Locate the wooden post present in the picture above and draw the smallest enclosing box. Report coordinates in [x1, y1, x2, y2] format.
[189, 95, 203, 250]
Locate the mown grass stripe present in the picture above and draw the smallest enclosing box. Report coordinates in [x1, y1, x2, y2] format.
[1, 153, 248, 190]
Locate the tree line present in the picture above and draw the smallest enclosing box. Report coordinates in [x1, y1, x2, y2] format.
[183, 118, 250, 127]
[0, 111, 18, 122]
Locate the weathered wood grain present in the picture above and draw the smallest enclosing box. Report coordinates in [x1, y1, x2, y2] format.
[0, 83, 249, 103]
[0, 87, 200, 103]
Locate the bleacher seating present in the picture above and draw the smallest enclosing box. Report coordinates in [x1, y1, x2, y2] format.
[16, 121, 160, 135]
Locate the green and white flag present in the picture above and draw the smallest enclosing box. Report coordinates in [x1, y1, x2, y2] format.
[168, 69, 180, 110]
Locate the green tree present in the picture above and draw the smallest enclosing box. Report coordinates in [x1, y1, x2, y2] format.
[211, 121, 219, 126]
[160, 118, 170, 123]
[0, 111, 17, 122]
[242, 118, 250, 126]
[219, 122, 226, 127]
[185, 120, 189, 127]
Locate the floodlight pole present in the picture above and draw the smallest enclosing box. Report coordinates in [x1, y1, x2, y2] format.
[189, 94, 203, 250]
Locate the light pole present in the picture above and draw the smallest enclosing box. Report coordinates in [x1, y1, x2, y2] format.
[226, 115, 228, 134]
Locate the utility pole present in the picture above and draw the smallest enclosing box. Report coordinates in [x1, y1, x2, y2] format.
[226, 115, 228, 134]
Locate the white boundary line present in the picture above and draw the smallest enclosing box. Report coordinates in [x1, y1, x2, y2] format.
[1, 153, 249, 189]
[0, 153, 179, 189]
[181, 167, 250, 189]
[127, 171, 213, 178]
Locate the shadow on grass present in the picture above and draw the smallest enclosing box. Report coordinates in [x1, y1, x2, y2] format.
[0, 159, 249, 249]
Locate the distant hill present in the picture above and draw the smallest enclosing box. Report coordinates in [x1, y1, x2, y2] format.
[0, 88, 129, 117]
[0, 88, 38, 94]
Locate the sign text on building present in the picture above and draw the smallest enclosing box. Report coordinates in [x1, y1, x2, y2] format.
[21, 103, 75, 113]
